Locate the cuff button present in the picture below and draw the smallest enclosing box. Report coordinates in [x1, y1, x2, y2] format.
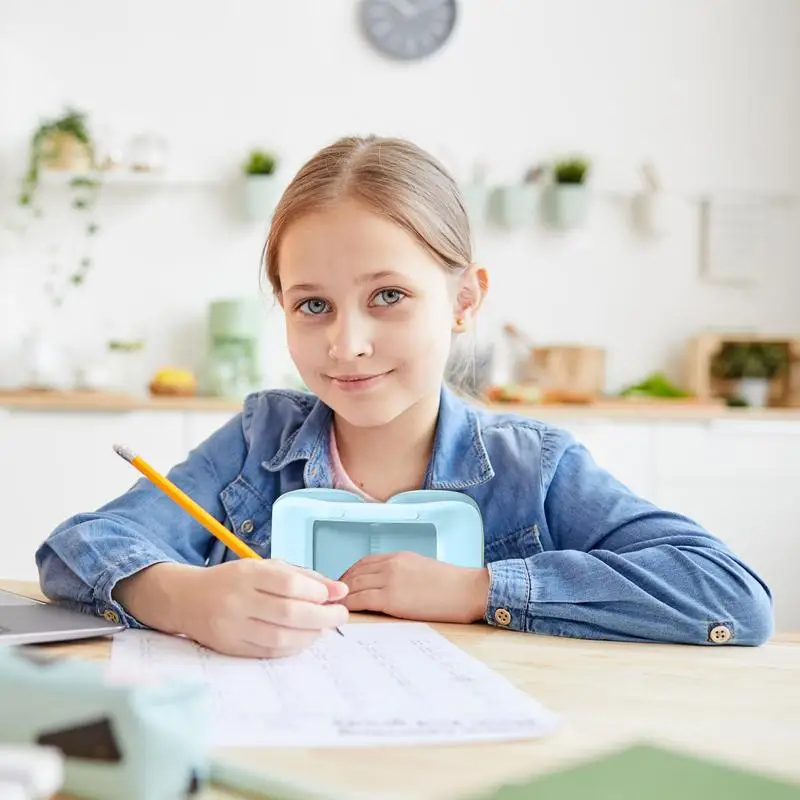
[709, 624, 732, 644]
[494, 608, 511, 626]
[103, 609, 120, 624]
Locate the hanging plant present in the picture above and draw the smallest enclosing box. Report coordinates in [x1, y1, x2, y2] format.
[18, 107, 94, 212]
[40, 174, 102, 308]
[17, 108, 102, 306]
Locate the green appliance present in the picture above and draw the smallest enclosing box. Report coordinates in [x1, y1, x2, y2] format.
[204, 299, 265, 399]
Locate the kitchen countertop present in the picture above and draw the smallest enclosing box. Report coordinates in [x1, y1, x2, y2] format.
[0, 389, 241, 413]
[2, 390, 800, 421]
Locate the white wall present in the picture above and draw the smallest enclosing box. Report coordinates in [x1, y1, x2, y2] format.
[1, 0, 799, 391]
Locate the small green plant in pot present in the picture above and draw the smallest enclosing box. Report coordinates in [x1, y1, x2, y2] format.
[548, 155, 591, 228]
[710, 342, 787, 407]
[19, 107, 94, 211]
[242, 149, 279, 222]
[490, 164, 544, 229]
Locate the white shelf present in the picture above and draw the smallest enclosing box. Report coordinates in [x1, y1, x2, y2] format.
[38, 169, 218, 188]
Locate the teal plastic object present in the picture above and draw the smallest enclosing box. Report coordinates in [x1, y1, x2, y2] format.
[0, 647, 209, 800]
[270, 488, 485, 579]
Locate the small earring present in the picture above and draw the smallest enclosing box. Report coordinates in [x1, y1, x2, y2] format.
[455, 317, 465, 329]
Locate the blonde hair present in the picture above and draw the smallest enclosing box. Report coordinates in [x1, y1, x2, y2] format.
[263, 135, 472, 294]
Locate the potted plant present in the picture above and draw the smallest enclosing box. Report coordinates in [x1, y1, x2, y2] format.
[242, 149, 279, 221]
[490, 164, 544, 229]
[106, 339, 150, 397]
[19, 107, 94, 210]
[710, 342, 788, 407]
[548, 155, 591, 228]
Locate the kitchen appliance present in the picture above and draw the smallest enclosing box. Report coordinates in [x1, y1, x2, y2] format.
[203, 299, 264, 400]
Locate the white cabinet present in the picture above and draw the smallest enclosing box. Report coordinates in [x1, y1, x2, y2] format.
[184, 411, 239, 452]
[0, 410, 185, 580]
[549, 420, 656, 501]
[653, 420, 800, 632]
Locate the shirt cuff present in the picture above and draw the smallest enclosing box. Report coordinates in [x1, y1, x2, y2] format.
[94, 551, 172, 629]
[485, 558, 532, 632]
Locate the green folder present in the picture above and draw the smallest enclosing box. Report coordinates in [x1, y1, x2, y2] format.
[473, 743, 800, 799]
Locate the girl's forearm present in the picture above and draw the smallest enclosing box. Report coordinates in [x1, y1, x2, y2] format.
[113, 562, 201, 634]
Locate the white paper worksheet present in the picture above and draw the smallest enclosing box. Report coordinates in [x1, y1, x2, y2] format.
[109, 623, 559, 747]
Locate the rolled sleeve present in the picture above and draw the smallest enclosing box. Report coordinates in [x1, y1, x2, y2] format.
[485, 557, 532, 631]
[491, 434, 775, 645]
[94, 550, 174, 629]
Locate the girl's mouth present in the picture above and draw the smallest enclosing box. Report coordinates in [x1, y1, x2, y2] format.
[328, 371, 392, 391]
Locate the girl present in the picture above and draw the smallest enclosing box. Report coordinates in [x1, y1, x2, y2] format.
[37, 136, 773, 658]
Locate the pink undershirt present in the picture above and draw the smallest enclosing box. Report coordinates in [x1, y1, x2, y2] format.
[329, 427, 376, 502]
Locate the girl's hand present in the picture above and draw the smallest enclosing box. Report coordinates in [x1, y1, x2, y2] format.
[116, 560, 349, 658]
[339, 552, 490, 624]
[183, 559, 349, 657]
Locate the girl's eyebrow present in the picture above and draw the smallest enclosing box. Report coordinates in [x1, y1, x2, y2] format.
[355, 270, 404, 286]
[284, 270, 405, 294]
[283, 282, 322, 294]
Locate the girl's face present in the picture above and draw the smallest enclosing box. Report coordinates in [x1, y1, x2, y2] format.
[278, 199, 463, 428]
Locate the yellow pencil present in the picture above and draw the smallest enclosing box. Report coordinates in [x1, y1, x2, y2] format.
[112, 444, 344, 635]
[113, 444, 261, 559]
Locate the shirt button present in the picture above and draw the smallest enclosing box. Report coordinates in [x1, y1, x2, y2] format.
[240, 519, 254, 534]
[103, 609, 120, 623]
[494, 608, 511, 626]
[709, 624, 732, 644]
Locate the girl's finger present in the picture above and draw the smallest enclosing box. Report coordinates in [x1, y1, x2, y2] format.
[343, 588, 386, 613]
[242, 618, 323, 652]
[339, 553, 396, 581]
[343, 573, 384, 595]
[248, 594, 349, 631]
[253, 561, 339, 603]
[280, 561, 350, 601]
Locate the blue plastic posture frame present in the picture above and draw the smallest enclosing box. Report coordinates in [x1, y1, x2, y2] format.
[270, 489, 484, 579]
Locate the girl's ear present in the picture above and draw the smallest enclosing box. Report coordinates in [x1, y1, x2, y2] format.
[453, 265, 489, 332]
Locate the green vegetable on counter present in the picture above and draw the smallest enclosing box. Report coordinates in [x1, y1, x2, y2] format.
[618, 372, 691, 399]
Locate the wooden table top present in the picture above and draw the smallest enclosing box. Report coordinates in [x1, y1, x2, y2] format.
[3, 580, 799, 799]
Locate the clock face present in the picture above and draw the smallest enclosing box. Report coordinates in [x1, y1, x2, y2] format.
[360, 0, 457, 61]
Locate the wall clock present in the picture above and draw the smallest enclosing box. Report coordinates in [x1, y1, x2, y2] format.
[359, 0, 458, 61]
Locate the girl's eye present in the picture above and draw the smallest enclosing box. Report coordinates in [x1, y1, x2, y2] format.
[298, 298, 330, 315]
[372, 289, 406, 307]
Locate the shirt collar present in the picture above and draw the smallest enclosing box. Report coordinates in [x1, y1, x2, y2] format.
[262, 385, 494, 491]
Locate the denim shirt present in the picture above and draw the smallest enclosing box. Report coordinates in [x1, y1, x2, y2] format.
[36, 386, 774, 646]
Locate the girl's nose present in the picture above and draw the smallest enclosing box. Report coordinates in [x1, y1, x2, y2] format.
[327, 315, 373, 361]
